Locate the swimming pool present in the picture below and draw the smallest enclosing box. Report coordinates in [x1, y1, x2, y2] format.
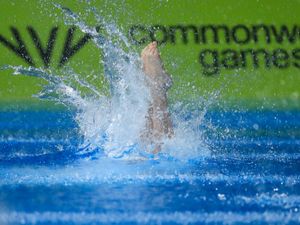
[0, 109, 299, 224]
[0, 2, 300, 224]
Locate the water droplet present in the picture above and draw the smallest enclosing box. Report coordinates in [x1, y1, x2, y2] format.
[217, 193, 226, 201]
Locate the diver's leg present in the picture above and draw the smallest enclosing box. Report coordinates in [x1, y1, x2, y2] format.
[141, 42, 173, 152]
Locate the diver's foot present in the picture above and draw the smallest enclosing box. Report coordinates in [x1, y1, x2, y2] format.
[141, 42, 165, 78]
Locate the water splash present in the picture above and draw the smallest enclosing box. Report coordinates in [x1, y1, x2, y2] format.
[1, 5, 210, 160]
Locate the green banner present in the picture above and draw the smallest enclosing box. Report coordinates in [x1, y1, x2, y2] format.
[0, 0, 299, 109]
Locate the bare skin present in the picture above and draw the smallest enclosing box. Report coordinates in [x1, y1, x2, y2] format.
[140, 42, 174, 153]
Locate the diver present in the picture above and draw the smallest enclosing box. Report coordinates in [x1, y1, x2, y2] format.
[140, 41, 174, 153]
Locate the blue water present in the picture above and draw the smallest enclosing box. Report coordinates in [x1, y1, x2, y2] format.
[0, 109, 299, 224]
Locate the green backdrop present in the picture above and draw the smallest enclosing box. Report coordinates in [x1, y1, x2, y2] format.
[0, 0, 299, 110]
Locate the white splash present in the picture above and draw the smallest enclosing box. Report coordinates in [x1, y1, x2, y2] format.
[2, 5, 210, 160]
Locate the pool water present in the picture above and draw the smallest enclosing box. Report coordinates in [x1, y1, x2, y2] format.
[0, 109, 299, 224]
